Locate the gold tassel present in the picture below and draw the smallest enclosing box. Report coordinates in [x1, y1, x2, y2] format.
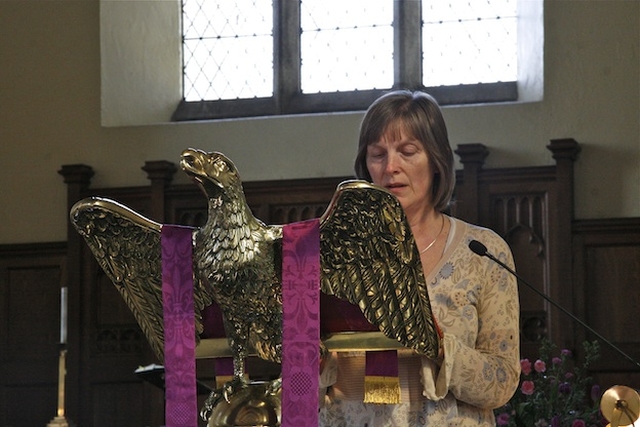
[363, 375, 401, 404]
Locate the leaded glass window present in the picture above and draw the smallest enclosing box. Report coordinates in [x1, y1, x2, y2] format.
[174, 0, 519, 121]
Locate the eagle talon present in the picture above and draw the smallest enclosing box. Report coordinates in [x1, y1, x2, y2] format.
[222, 375, 249, 403]
[265, 377, 282, 397]
[200, 375, 249, 420]
[200, 389, 223, 422]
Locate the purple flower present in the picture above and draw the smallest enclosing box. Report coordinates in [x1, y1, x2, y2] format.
[496, 412, 510, 425]
[521, 358, 532, 375]
[561, 349, 572, 357]
[551, 415, 561, 427]
[591, 384, 601, 402]
[552, 356, 562, 365]
[534, 359, 546, 373]
[571, 419, 586, 427]
[559, 381, 572, 394]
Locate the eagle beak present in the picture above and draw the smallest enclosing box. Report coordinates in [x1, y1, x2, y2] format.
[180, 148, 204, 175]
[180, 149, 228, 192]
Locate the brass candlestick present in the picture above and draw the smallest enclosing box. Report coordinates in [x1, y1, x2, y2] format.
[47, 346, 73, 427]
[48, 287, 73, 426]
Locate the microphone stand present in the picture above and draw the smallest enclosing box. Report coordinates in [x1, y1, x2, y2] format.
[469, 240, 640, 370]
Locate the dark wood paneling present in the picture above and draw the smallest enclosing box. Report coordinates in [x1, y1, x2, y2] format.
[0, 243, 66, 427]
[573, 218, 640, 390]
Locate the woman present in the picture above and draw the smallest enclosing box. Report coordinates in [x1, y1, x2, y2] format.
[318, 90, 521, 426]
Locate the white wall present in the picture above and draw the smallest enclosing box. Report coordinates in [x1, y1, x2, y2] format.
[0, 0, 638, 244]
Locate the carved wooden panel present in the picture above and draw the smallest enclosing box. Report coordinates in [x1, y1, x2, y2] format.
[452, 138, 580, 358]
[269, 203, 328, 224]
[165, 176, 348, 227]
[488, 192, 550, 352]
[461, 170, 564, 360]
[93, 270, 144, 356]
[454, 140, 579, 361]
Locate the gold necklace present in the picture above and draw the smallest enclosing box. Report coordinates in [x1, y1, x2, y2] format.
[419, 215, 445, 254]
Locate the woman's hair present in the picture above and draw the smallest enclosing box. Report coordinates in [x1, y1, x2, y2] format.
[354, 90, 455, 212]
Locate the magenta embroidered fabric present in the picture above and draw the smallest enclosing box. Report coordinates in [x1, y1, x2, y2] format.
[281, 219, 320, 427]
[161, 225, 197, 427]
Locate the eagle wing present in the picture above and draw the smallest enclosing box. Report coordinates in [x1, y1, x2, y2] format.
[319, 180, 440, 358]
[70, 196, 214, 361]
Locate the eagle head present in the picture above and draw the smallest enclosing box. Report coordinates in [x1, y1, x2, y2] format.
[180, 149, 241, 196]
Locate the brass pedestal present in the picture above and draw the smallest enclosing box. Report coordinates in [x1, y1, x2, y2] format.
[47, 416, 72, 427]
[207, 382, 281, 427]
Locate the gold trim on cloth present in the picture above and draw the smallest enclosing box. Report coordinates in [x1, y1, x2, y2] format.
[363, 376, 401, 404]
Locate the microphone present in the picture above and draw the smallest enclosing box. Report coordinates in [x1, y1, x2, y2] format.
[469, 239, 640, 370]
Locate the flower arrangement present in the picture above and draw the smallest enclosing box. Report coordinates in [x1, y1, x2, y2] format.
[494, 339, 605, 427]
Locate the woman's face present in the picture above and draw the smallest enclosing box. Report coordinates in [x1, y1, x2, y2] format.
[365, 125, 435, 218]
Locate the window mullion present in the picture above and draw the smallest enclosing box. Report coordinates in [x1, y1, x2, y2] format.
[275, 0, 301, 113]
[394, 0, 422, 90]
[173, 0, 524, 121]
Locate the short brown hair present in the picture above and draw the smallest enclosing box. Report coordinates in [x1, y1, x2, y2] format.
[354, 90, 455, 212]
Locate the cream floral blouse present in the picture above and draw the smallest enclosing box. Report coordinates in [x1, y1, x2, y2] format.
[318, 217, 521, 427]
